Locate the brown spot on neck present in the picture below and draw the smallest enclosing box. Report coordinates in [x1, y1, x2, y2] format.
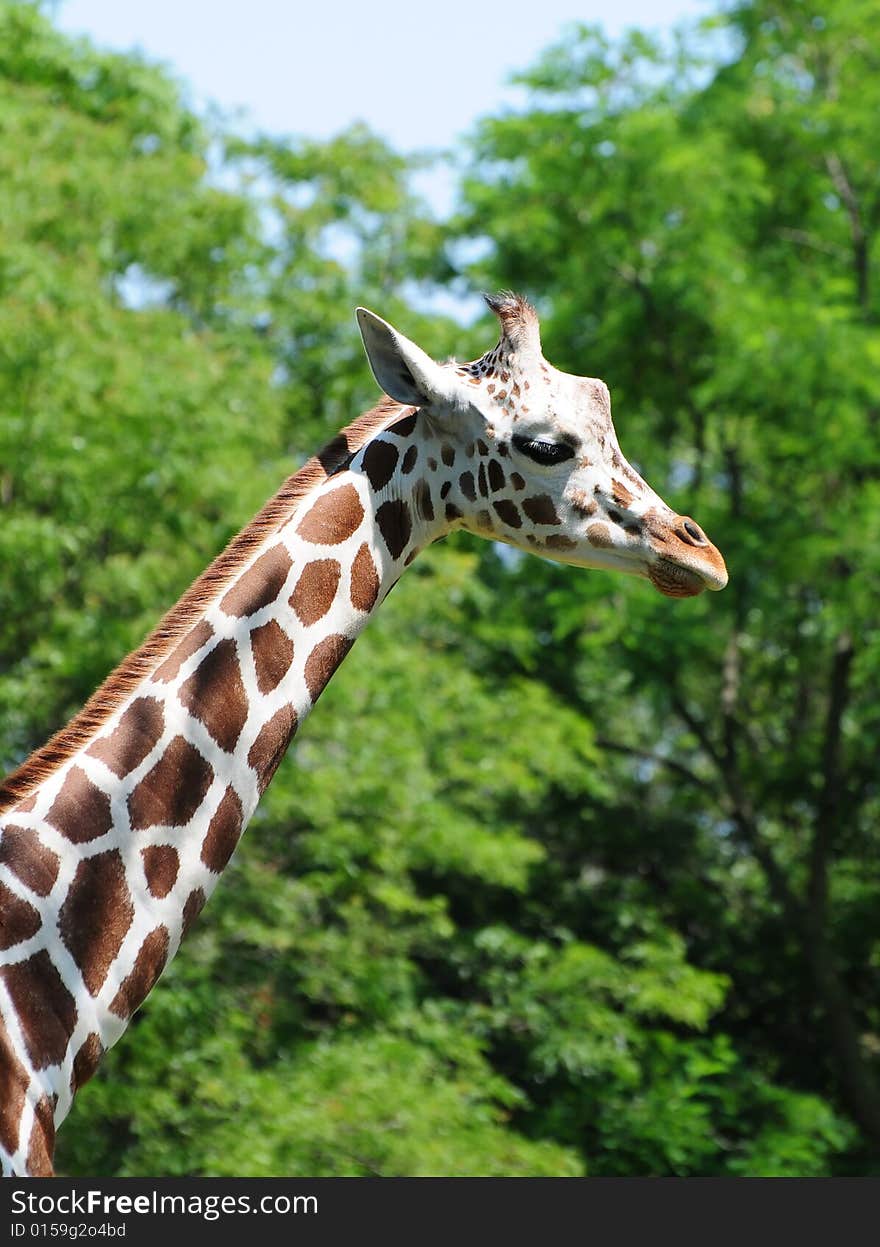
[376, 499, 412, 560]
[303, 634, 353, 703]
[0, 1026, 29, 1155]
[153, 621, 214, 684]
[2, 951, 77, 1067]
[109, 925, 170, 1019]
[201, 786, 244, 874]
[141, 845, 180, 899]
[58, 852, 133, 996]
[178, 639, 248, 754]
[0, 826, 60, 896]
[350, 544, 380, 613]
[71, 1033, 103, 1094]
[296, 483, 365, 545]
[0, 881, 40, 950]
[182, 887, 207, 936]
[387, 410, 417, 438]
[249, 619, 294, 694]
[127, 737, 214, 831]
[289, 559, 342, 626]
[361, 439, 399, 493]
[247, 705, 298, 794]
[86, 696, 165, 778]
[27, 1096, 55, 1177]
[46, 767, 112, 844]
[220, 545, 292, 619]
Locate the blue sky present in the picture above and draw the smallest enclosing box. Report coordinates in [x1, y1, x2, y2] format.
[56, 0, 711, 152]
[54, 0, 712, 319]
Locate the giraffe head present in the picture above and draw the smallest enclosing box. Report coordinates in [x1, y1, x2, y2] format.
[356, 292, 727, 597]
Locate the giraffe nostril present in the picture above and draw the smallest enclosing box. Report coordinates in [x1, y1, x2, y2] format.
[679, 517, 708, 546]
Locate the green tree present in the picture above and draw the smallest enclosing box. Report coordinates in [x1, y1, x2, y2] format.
[0, 0, 281, 764]
[448, 0, 880, 1168]
[0, 0, 864, 1177]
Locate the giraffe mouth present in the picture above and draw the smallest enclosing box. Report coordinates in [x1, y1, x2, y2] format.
[648, 559, 709, 598]
[643, 556, 727, 598]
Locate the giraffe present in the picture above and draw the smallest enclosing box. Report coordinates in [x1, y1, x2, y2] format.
[0, 292, 727, 1176]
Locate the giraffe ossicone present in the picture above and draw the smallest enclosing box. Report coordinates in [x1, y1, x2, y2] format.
[0, 292, 727, 1176]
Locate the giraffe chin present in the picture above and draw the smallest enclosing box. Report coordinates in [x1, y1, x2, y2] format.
[648, 561, 706, 598]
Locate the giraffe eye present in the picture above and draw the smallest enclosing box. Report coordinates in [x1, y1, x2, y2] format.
[511, 435, 575, 466]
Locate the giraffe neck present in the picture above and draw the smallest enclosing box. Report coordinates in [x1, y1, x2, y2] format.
[0, 404, 457, 1175]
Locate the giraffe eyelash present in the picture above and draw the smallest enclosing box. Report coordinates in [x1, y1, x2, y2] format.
[511, 435, 575, 466]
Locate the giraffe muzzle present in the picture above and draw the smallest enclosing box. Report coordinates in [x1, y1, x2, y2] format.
[647, 514, 728, 597]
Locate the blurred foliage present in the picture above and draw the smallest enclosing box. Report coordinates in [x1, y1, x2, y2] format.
[448, 0, 880, 1172]
[0, 0, 876, 1176]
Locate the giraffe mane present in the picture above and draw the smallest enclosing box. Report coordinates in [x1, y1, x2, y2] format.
[0, 396, 405, 815]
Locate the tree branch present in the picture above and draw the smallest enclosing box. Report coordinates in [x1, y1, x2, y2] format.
[807, 632, 854, 933]
[825, 152, 870, 312]
[596, 736, 715, 794]
[671, 692, 725, 772]
[612, 261, 710, 487]
[672, 684, 804, 928]
[776, 227, 849, 262]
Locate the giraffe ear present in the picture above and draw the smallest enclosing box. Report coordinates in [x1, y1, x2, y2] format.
[356, 308, 462, 409]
